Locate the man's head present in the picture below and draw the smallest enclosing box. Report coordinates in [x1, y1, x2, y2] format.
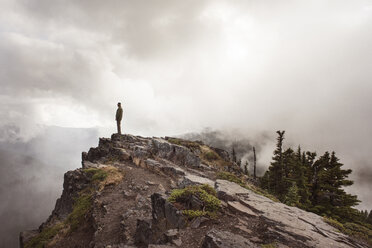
[117, 102, 121, 107]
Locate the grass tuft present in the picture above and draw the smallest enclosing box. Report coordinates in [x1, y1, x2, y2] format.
[168, 138, 201, 150]
[203, 151, 219, 161]
[168, 184, 220, 220]
[66, 189, 93, 232]
[84, 166, 124, 191]
[25, 223, 64, 248]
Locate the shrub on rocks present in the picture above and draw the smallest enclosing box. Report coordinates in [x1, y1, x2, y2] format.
[84, 166, 124, 191]
[168, 184, 220, 219]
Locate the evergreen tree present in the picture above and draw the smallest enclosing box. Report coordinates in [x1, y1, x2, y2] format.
[265, 130, 286, 199]
[282, 147, 294, 179]
[310, 152, 330, 206]
[367, 210, 372, 225]
[261, 131, 362, 223]
[324, 152, 357, 206]
[244, 161, 249, 175]
[292, 146, 311, 207]
[237, 159, 242, 168]
[304, 151, 316, 187]
[253, 146, 257, 180]
[310, 151, 359, 219]
[260, 171, 270, 190]
[284, 182, 301, 207]
[358, 210, 369, 222]
[232, 147, 237, 163]
[363, 210, 369, 221]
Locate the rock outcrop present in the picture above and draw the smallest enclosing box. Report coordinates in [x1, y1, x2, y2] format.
[20, 134, 368, 248]
[202, 229, 257, 248]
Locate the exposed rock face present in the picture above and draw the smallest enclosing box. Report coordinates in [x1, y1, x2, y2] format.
[134, 219, 154, 245]
[42, 169, 94, 228]
[151, 138, 201, 168]
[19, 230, 39, 248]
[151, 193, 186, 228]
[178, 174, 215, 188]
[210, 147, 230, 162]
[215, 179, 365, 248]
[202, 229, 258, 248]
[20, 134, 368, 248]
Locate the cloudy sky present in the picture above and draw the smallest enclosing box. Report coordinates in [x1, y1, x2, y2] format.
[1, 0, 372, 215]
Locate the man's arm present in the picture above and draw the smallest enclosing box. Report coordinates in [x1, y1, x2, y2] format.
[116, 109, 120, 121]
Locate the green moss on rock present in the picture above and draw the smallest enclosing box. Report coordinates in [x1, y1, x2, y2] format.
[25, 223, 64, 248]
[25, 189, 94, 248]
[66, 189, 93, 232]
[84, 168, 108, 183]
[182, 210, 208, 219]
[168, 184, 220, 220]
[203, 151, 219, 161]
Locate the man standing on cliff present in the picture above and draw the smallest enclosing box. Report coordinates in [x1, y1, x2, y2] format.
[116, 102, 123, 134]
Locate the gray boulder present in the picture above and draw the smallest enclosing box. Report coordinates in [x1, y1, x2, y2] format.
[178, 174, 214, 188]
[151, 193, 186, 229]
[151, 139, 201, 168]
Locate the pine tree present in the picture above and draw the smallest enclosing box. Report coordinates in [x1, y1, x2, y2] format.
[282, 147, 294, 179]
[232, 147, 237, 163]
[292, 146, 311, 207]
[359, 210, 369, 222]
[304, 151, 316, 188]
[261, 131, 361, 222]
[244, 161, 249, 175]
[367, 210, 372, 225]
[253, 146, 257, 180]
[310, 151, 359, 219]
[310, 152, 330, 206]
[363, 210, 369, 221]
[324, 152, 357, 207]
[284, 182, 301, 207]
[265, 130, 286, 199]
[237, 159, 242, 168]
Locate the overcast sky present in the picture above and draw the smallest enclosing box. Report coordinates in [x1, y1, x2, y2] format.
[1, 0, 372, 209]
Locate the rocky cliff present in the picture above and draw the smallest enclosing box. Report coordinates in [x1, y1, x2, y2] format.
[20, 134, 368, 248]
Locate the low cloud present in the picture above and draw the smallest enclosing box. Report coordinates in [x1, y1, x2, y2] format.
[0, 127, 99, 247]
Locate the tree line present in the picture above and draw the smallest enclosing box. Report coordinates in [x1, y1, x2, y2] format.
[256, 130, 370, 224]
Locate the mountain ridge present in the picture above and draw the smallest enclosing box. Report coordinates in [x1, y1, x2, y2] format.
[20, 134, 368, 248]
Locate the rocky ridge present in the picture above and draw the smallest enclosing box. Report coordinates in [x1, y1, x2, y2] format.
[20, 134, 368, 248]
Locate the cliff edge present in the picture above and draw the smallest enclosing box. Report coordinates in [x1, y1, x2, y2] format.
[20, 134, 368, 248]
